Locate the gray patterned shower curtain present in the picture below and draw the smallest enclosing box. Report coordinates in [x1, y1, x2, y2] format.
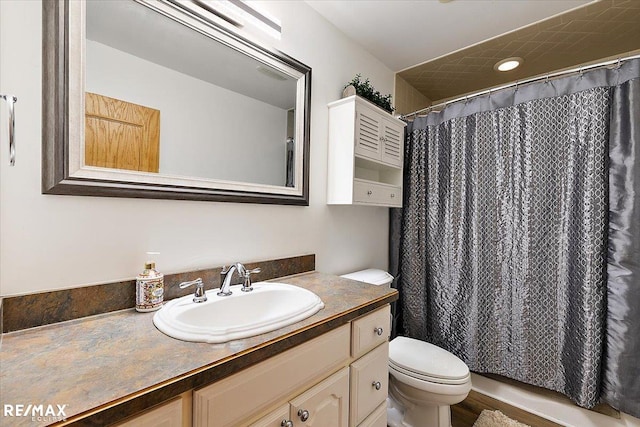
[390, 59, 640, 414]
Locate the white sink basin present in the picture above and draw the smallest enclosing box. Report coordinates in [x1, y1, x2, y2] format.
[153, 282, 324, 343]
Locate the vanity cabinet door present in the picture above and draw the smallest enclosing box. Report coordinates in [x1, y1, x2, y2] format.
[356, 402, 387, 427]
[349, 342, 389, 427]
[193, 325, 350, 427]
[290, 367, 350, 427]
[248, 404, 291, 427]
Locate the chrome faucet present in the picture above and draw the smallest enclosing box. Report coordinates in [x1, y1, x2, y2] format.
[218, 263, 246, 296]
[219, 263, 262, 296]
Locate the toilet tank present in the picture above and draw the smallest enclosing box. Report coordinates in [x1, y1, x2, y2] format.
[340, 269, 394, 287]
[342, 269, 395, 334]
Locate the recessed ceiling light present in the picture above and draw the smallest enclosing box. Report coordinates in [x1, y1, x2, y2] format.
[494, 57, 523, 72]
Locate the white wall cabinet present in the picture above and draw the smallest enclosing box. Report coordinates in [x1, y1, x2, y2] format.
[124, 306, 392, 427]
[327, 96, 406, 207]
[354, 102, 403, 168]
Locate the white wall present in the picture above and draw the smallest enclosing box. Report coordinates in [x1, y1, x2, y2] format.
[86, 40, 288, 186]
[0, 0, 394, 296]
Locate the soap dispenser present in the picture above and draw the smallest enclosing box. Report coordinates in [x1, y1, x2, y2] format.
[136, 261, 164, 312]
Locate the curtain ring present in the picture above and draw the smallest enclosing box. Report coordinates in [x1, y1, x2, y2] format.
[545, 75, 550, 83]
[616, 58, 621, 69]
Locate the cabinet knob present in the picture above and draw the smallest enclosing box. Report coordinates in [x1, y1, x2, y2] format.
[367, 190, 372, 196]
[298, 409, 310, 422]
[372, 381, 382, 390]
[390, 193, 395, 198]
[374, 327, 384, 336]
[281, 420, 294, 427]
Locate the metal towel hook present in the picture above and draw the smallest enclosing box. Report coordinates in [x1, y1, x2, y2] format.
[1, 94, 17, 166]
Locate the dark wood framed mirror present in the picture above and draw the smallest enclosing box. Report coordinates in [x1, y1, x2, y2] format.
[43, 0, 311, 205]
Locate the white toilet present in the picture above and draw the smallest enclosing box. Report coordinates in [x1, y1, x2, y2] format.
[341, 269, 472, 427]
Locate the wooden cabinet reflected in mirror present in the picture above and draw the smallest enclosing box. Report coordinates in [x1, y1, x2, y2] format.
[85, 93, 160, 173]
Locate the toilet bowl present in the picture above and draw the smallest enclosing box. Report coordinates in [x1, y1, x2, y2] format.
[341, 269, 472, 427]
[387, 336, 471, 427]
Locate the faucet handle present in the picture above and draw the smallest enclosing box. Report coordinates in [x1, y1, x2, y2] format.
[178, 277, 203, 289]
[241, 267, 261, 292]
[178, 278, 207, 303]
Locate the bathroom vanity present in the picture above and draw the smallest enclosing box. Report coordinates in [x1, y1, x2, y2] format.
[0, 272, 397, 427]
[193, 305, 390, 427]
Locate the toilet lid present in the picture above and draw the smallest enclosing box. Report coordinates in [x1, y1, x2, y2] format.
[341, 269, 394, 286]
[389, 337, 469, 383]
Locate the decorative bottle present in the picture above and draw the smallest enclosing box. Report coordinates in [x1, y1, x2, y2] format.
[135, 262, 164, 312]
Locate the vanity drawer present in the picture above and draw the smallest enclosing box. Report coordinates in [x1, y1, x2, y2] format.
[353, 180, 401, 207]
[351, 305, 390, 358]
[349, 341, 389, 427]
[112, 394, 187, 427]
[193, 324, 350, 427]
[357, 401, 387, 427]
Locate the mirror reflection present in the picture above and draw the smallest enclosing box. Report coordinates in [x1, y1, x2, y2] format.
[85, 0, 298, 187]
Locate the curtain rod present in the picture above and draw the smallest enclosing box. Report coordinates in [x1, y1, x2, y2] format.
[399, 53, 640, 121]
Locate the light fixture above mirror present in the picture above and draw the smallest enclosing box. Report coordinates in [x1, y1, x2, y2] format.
[42, 0, 311, 205]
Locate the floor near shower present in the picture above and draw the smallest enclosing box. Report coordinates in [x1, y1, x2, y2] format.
[452, 389, 562, 427]
[473, 410, 532, 427]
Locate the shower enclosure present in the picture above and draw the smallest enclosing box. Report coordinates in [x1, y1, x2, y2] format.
[391, 57, 640, 418]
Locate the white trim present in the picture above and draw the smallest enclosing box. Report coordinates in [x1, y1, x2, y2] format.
[471, 374, 640, 427]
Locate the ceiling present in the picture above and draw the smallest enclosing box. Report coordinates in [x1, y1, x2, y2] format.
[306, 0, 640, 104]
[305, 0, 590, 71]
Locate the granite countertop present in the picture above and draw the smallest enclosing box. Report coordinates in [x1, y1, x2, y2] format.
[0, 272, 398, 427]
